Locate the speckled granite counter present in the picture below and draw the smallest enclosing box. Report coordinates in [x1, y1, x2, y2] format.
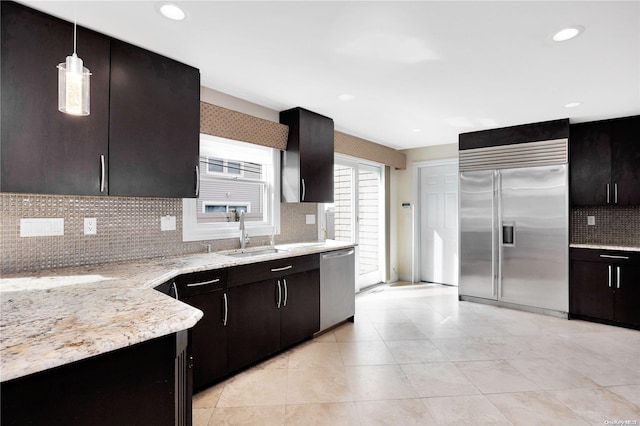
[570, 243, 640, 252]
[0, 240, 353, 382]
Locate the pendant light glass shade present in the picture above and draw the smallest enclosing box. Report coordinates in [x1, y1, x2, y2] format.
[58, 18, 91, 116]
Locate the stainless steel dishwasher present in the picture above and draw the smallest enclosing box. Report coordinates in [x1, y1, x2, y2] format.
[320, 248, 355, 332]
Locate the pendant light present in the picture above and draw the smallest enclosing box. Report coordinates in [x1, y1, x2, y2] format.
[57, 15, 91, 116]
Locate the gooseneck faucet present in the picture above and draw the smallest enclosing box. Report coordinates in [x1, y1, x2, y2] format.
[239, 211, 249, 250]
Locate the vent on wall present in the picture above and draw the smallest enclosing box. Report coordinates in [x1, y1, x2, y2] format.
[459, 138, 568, 171]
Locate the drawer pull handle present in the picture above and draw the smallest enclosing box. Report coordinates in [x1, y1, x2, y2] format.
[276, 280, 282, 308]
[186, 278, 221, 287]
[599, 254, 629, 260]
[271, 265, 293, 272]
[223, 293, 228, 326]
[283, 278, 288, 307]
[608, 265, 612, 288]
[171, 282, 179, 300]
[616, 266, 621, 289]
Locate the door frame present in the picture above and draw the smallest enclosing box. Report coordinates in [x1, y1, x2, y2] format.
[413, 158, 459, 284]
[319, 154, 386, 291]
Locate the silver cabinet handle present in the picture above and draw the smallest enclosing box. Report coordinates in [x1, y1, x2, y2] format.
[276, 280, 282, 308]
[614, 183, 618, 204]
[223, 292, 228, 326]
[600, 254, 630, 260]
[607, 184, 610, 204]
[616, 266, 621, 289]
[271, 265, 293, 272]
[186, 278, 220, 287]
[171, 282, 179, 300]
[283, 278, 288, 307]
[195, 165, 200, 197]
[301, 178, 306, 201]
[100, 154, 105, 193]
[608, 265, 612, 288]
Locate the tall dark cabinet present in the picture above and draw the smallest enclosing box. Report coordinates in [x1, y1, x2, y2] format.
[109, 40, 200, 198]
[1, 1, 200, 198]
[1, 1, 110, 195]
[280, 107, 334, 203]
[570, 115, 640, 206]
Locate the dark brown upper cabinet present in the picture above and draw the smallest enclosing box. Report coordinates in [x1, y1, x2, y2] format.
[1, 1, 110, 195]
[570, 115, 640, 206]
[1, 2, 200, 198]
[109, 40, 200, 198]
[280, 107, 334, 203]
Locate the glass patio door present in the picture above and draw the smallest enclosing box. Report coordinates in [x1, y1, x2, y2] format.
[326, 159, 384, 291]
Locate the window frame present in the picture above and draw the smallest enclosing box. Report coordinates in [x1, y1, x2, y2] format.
[183, 135, 280, 242]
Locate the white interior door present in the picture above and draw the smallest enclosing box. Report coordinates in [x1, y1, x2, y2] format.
[327, 159, 384, 291]
[419, 162, 459, 286]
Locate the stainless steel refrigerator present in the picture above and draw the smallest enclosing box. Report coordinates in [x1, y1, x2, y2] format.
[459, 139, 569, 314]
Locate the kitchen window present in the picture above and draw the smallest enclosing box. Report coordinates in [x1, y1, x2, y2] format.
[183, 134, 280, 241]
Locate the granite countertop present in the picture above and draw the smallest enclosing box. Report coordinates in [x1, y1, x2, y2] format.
[569, 243, 640, 252]
[0, 240, 354, 382]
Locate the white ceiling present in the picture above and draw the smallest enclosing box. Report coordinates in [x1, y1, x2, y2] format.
[23, 1, 640, 150]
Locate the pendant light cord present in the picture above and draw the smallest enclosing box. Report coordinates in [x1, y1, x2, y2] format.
[73, 9, 77, 54]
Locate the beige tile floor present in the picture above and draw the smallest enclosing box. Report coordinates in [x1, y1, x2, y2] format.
[193, 283, 640, 425]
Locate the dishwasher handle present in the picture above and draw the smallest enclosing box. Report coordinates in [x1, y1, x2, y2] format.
[322, 249, 355, 260]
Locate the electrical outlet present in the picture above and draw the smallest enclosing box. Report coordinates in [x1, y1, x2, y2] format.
[161, 215, 176, 231]
[84, 218, 97, 235]
[587, 215, 595, 226]
[306, 214, 316, 225]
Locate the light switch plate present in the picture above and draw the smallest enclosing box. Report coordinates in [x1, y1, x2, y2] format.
[84, 218, 97, 235]
[20, 218, 64, 237]
[161, 215, 176, 231]
[306, 214, 316, 225]
[587, 215, 595, 226]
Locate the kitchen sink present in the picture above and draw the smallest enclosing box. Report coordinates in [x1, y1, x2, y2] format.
[223, 248, 287, 258]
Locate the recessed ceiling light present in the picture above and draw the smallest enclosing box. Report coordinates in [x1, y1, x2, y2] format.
[338, 93, 355, 102]
[412, 128, 422, 133]
[552, 26, 584, 42]
[160, 4, 186, 21]
[564, 102, 582, 108]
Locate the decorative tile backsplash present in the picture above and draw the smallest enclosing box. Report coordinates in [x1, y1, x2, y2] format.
[1, 193, 318, 274]
[571, 206, 640, 247]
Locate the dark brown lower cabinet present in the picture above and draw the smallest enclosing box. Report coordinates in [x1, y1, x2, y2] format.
[183, 288, 228, 392]
[1, 331, 190, 426]
[226, 255, 321, 374]
[280, 269, 320, 348]
[570, 248, 640, 328]
[227, 279, 281, 372]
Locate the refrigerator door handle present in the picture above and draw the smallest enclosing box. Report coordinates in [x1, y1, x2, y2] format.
[491, 172, 497, 297]
[496, 171, 503, 300]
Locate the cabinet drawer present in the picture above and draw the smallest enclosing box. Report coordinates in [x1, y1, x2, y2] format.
[228, 254, 320, 288]
[175, 269, 227, 297]
[570, 248, 640, 264]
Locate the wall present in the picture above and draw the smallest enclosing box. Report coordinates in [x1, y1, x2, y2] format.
[395, 144, 459, 282]
[0, 193, 317, 274]
[571, 206, 640, 247]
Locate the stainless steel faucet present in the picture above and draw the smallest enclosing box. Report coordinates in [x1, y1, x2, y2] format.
[239, 211, 249, 249]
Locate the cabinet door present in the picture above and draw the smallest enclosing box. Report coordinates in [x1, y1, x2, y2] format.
[280, 107, 334, 203]
[280, 269, 320, 348]
[611, 116, 640, 205]
[227, 280, 280, 372]
[570, 260, 614, 320]
[182, 290, 228, 391]
[109, 40, 200, 198]
[569, 121, 612, 206]
[1, 2, 110, 195]
[298, 109, 334, 203]
[614, 263, 640, 326]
